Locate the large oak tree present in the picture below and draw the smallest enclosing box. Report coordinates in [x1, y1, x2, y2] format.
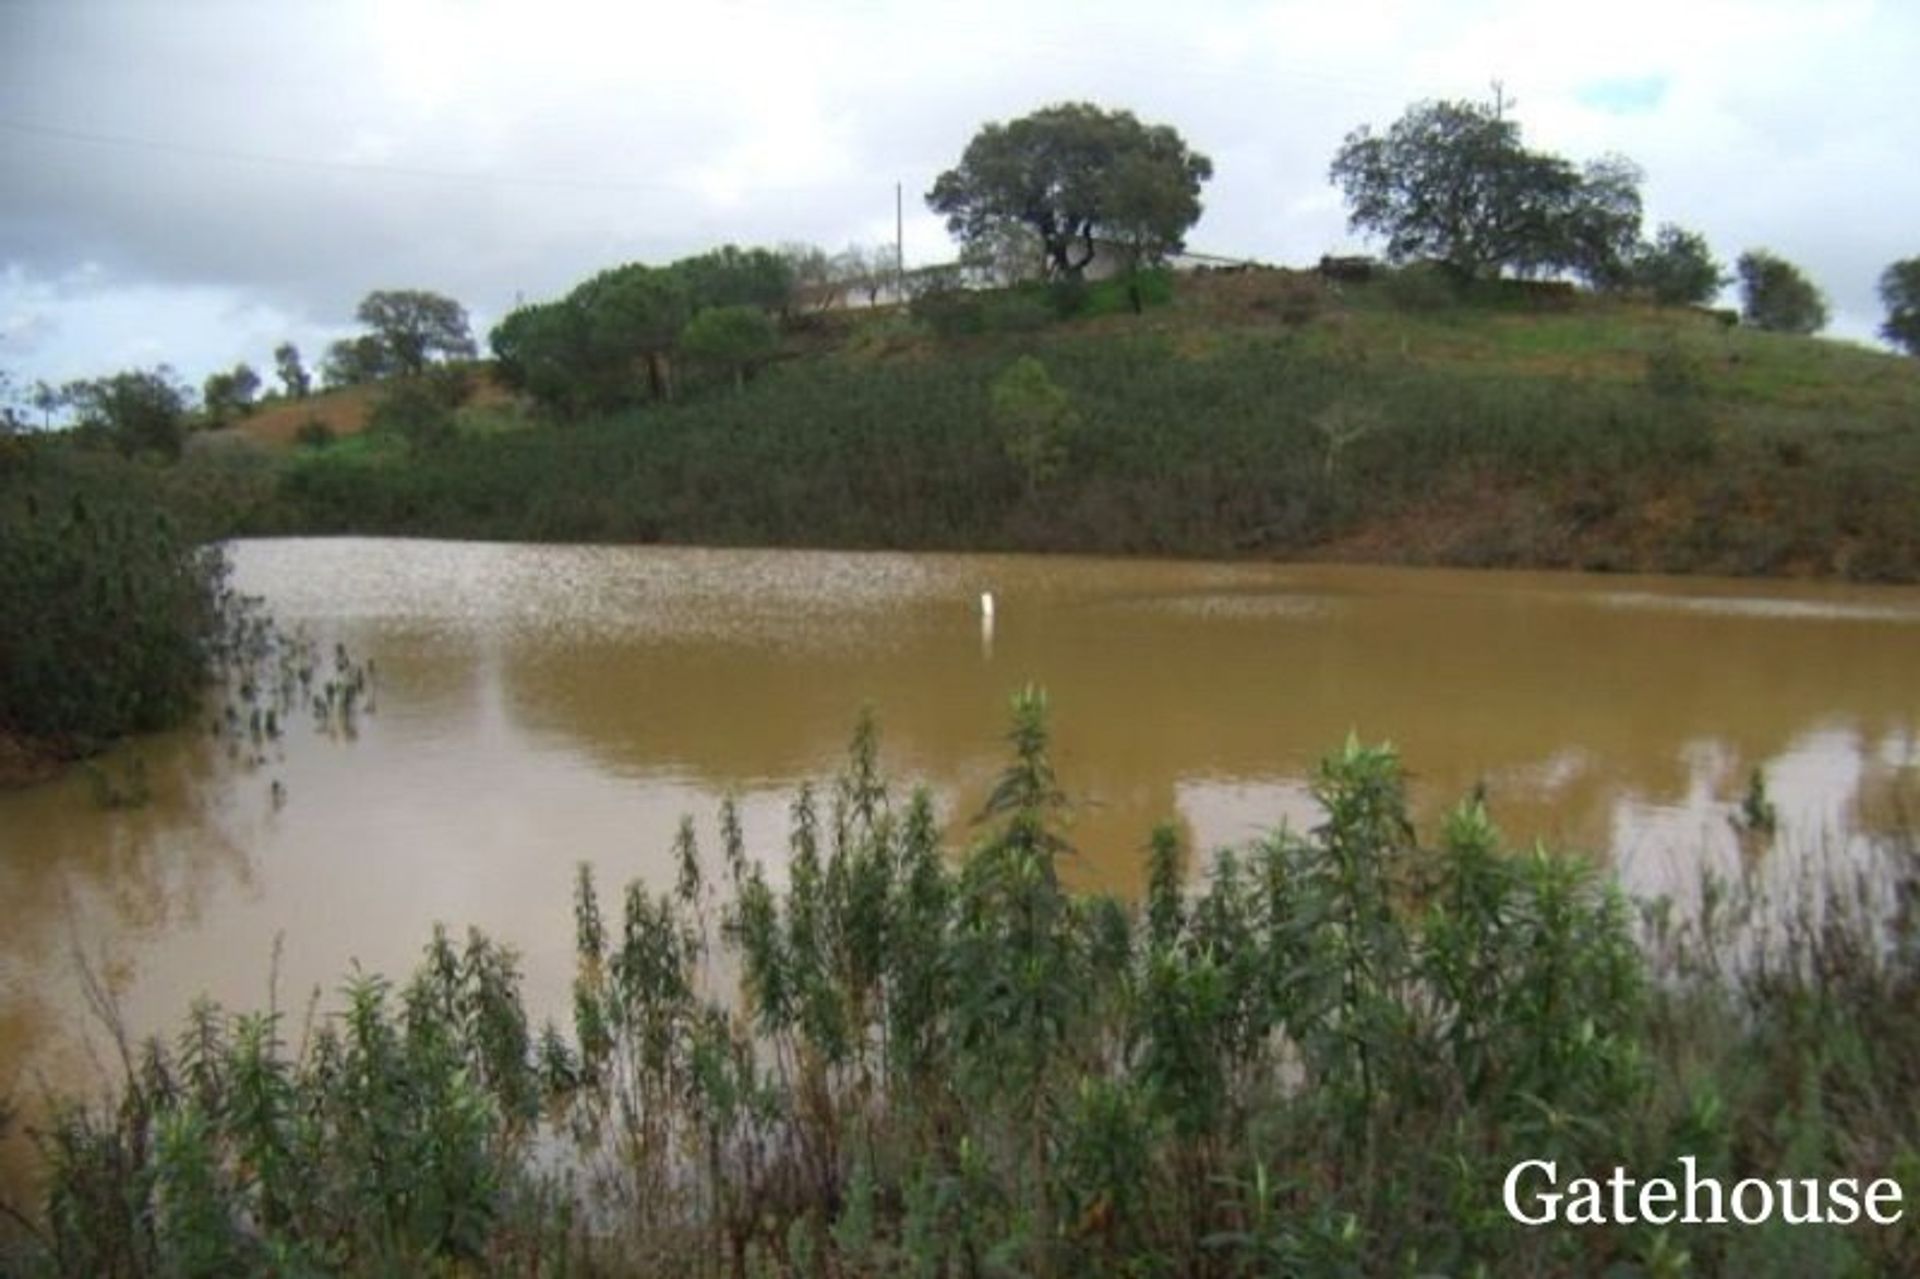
[928, 103, 1213, 281]
[354, 289, 478, 377]
[1330, 97, 1642, 286]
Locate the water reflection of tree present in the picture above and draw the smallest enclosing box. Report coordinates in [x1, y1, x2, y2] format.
[0, 728, 255, 963]
[0, 721, 257, 1198]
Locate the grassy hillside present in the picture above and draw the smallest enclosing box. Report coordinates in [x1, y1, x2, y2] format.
[228, 269, 1920, 579]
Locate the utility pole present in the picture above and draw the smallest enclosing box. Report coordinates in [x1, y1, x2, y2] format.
[895, 181, 905, 302]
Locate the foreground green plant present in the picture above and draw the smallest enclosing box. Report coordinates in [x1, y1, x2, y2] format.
[5, 695, 1916, 1276]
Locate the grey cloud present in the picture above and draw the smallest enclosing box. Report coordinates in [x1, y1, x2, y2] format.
[2, 0, 1916, 385]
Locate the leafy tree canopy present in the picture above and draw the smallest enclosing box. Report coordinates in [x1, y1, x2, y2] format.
[490, 244, 818, 417]
[1561, 156, 1645, 289]
[1879, 257, 1920, 355]
[492, 263, 693, 416]
[680, 305, 778, 391]
[671, 245, 794, 314]
[573, 263, 691, 359]
[63, 367, 193, 460]
[1330, 97, 1642, 285]
[1737, 250, 1828, 335]
[490, 299, 594, 418]
[274, 341, 311, 398]
[928, 102, 1213, 280]
[1629, 224, 1727, 306]
[322, 334, 396, 389]
[202, 362, 261, 427]
[354, 289, 477, 377]
[960, 221, 1046, 287]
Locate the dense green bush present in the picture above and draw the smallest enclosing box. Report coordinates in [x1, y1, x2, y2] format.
[0, 453, 226, 752]
[60, 368, 194, 461]
[908, 273, 987, 338]
[492, 246, 796, 419]
[680, 303, 779, 391]
[364, 365, 475, 452]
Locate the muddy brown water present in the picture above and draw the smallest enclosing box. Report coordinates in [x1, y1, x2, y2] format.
[3, 537, 1917, 1190]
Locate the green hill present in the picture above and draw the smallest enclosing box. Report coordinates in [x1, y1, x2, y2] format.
[241, 268, 1920, 580]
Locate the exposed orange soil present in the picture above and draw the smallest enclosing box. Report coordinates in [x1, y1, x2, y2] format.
[215, 366, 515, 449]
[231, 384, 381, 446]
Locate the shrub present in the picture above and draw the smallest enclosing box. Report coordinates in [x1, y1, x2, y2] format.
[1631, 224, 1728, 306]
[908, 271, 986, 337]
[368, 368, 472, 452]
[0, 471, 225, 751]
[1737, 249, 1828, 335]
[1081, 268, 1174, 317]
[62, 367, 193, 460]
[990, 355, 1075, 496]
[1383, 261, 1459, 312]
[979, 289, 1056, 333]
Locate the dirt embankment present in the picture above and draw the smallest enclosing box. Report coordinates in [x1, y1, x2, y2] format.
[202, 366, 516, 452]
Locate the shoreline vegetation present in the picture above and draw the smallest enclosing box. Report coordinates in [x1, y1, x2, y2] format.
[235, 270, 1920, 581]
[0, 463, 230, 784]
[15, 265, 1917, 592]
[12, 260, 1915, 777]
[2, 696, 1917, 1275]
[0, 454, 366, 785]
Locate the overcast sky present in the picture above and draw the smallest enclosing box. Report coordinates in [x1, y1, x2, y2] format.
[3, 0, 1916, 393]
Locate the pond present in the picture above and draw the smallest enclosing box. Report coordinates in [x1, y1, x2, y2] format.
[3, 537, 1917, 1173]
